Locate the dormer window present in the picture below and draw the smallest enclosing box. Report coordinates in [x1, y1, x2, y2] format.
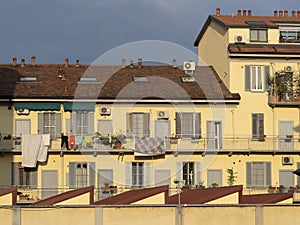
[279, 25, 300, 43]
[247, 21, 268, 42]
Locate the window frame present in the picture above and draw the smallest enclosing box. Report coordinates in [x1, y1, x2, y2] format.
[132, 162, 144, 187]
[252, 113, 264, 139]
[246, 162, 271, 188]
[250, 28, 268, 42]
[176, 112, 201, 139]
[182, 162, 195, 186]
[127, 112, 150, 137]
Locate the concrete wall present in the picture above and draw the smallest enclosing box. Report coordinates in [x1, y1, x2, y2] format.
[3, 205, 300, 225]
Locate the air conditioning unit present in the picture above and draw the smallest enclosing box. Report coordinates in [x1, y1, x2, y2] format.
[16, 109, 29, 115]
[100, 106, 111, 115]
[282, 156, 294, 165]
[157, 110, 169, 119]
[234, 35, 246, 43]
[284, 66, 294, 73]
[183, 61, 195, 73]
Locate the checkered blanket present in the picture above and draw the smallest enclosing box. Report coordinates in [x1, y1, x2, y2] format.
[134, 136, 165, 155]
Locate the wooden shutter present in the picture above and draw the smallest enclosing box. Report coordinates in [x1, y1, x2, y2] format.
[176, 162, 182, 181]
[246, 162, 252, 187]
[126, 113, 133, 136]
[30, 168, 38, 189]
[56, 113, 62, 139]
[264, 65, 270, 91]
[70, 112, 76, 135]
[11, 162, 19, 185]
[206, 121, 215, 149]
[69, 162, 76, 188]
[265, 162, 271, 187]
[88, 112, 94, 135]
[258, 114, 264, 138]
[196, 162, 202, 185]
[194, 113, 201, 139]
[245, 65, 251, 91]
[144, 162, 151, 187]
[89, 162, 96, 186]
[125, 162, 132, 188]
[175, 113, 181, 138]
[38, 113, 43, 134]
[297, 163, 300, 186]
[143, 113, 150, 137]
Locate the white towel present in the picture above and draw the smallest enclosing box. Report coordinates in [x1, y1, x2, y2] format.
[37, 134, 50, 162]
[22, 134, 42, 167]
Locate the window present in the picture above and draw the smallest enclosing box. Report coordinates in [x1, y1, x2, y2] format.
[279, 27, 300, 43]
[182, 162, 194, 185]
[176, 112, 201, 138]
[176, 162, 202, 187]
[12, 162, 37, 188]
[127, 113, 150, 137]
[252, 113, 264, 139]
[250, 29, 267, 42]
[246, 162, 271, 188]
[132, 162, 144, 187]
[245, 65, 270, 92]
[69, 162, 95, 188]
[71, 111, 94, 136]
[38, 113, 61, 139]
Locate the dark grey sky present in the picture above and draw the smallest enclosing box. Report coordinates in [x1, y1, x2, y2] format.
[0, 0, 298, 64]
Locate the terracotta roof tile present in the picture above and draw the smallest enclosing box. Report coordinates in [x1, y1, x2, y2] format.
[240, 192, 293, 204]
[0, 64, 240, 102]
[94, 185, 169, 205]
[0, 186, 17, 205]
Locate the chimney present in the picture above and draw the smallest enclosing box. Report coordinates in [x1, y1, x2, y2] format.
[21, 59, 25, 67]
[279, 10, 283, 17]
[292, 10, 296, 17]
[243, 10, 247, 16]
[297, 11, 300, 17]
[172, 59, 177, 68]
[64, 58, 69, 67]
[130, 60, 134, 68]
[75, 59, 80, 68]
[237, 10, 241, 16]
[12, 58, 17, 67]
[121, 59, 126, 68]
[137, 58, 142, 69]
[216, 8, 220, 16]
[248, 10, 252, 16]
[284, 10, 288, 17]
[31, 56, 36, 66]
[274, 10, 278, 17]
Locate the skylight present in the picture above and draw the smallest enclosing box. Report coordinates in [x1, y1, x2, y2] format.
[133, 77, 148, 82]
[181, 76, 196, 83]
[246, 21, 267, 28]
[19, 77, 38, 82]
[79, 77, 98, 82]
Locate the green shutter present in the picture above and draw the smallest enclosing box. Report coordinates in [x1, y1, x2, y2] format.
[264, 66, 270, 91]
[252, 114, 258, 138]
[89, 162, 96, 186]
[69, 162, 76, 188]
[265, 162, 271, 187]
[194, 113, 201, 139]
[258, 114, 264, 138]
[143, 113, 150, 137]
[11, 162, 19, 185]
[245, 65, 251, 91]
[88, 112, 94, 135]
[175, 113, 181, 138]
[246, 162, 252, 187]
[38, 113, 43, 134]
[126, 113, 133, 136]
[56, 113, 62, 139]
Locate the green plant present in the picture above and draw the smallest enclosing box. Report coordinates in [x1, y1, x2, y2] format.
[211, 183, 218, 188]
[196, 180, 205, 189]
[113, 130, 126, 144]
[226, 167, 238, 186]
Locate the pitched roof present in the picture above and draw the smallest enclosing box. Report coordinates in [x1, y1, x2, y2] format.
[228, 43, 300, 56]
[194, 10, 300, 46]
[0, 186, 17, 205]
[0, 63, 240, 102]
[94, 185, 169, 205]
[32, 186, 94, 206]
[240, 193, 293, 204]
[166, 185, 243, 204]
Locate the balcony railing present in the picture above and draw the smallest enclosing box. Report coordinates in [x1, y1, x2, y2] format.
[2, 134, 300, 153]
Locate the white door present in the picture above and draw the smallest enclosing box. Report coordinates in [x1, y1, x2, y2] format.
[42, 170, 58, 199]
[207, 121, 222, 150]
[278, 121, 294, 150]
[15, 119, 31, 136]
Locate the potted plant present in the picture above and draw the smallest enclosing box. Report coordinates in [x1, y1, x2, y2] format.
[226, 167, 238, 186]
[112, 130, 126, 149]
[100, 135, 110, 145]
[170, 134, 178, 144]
